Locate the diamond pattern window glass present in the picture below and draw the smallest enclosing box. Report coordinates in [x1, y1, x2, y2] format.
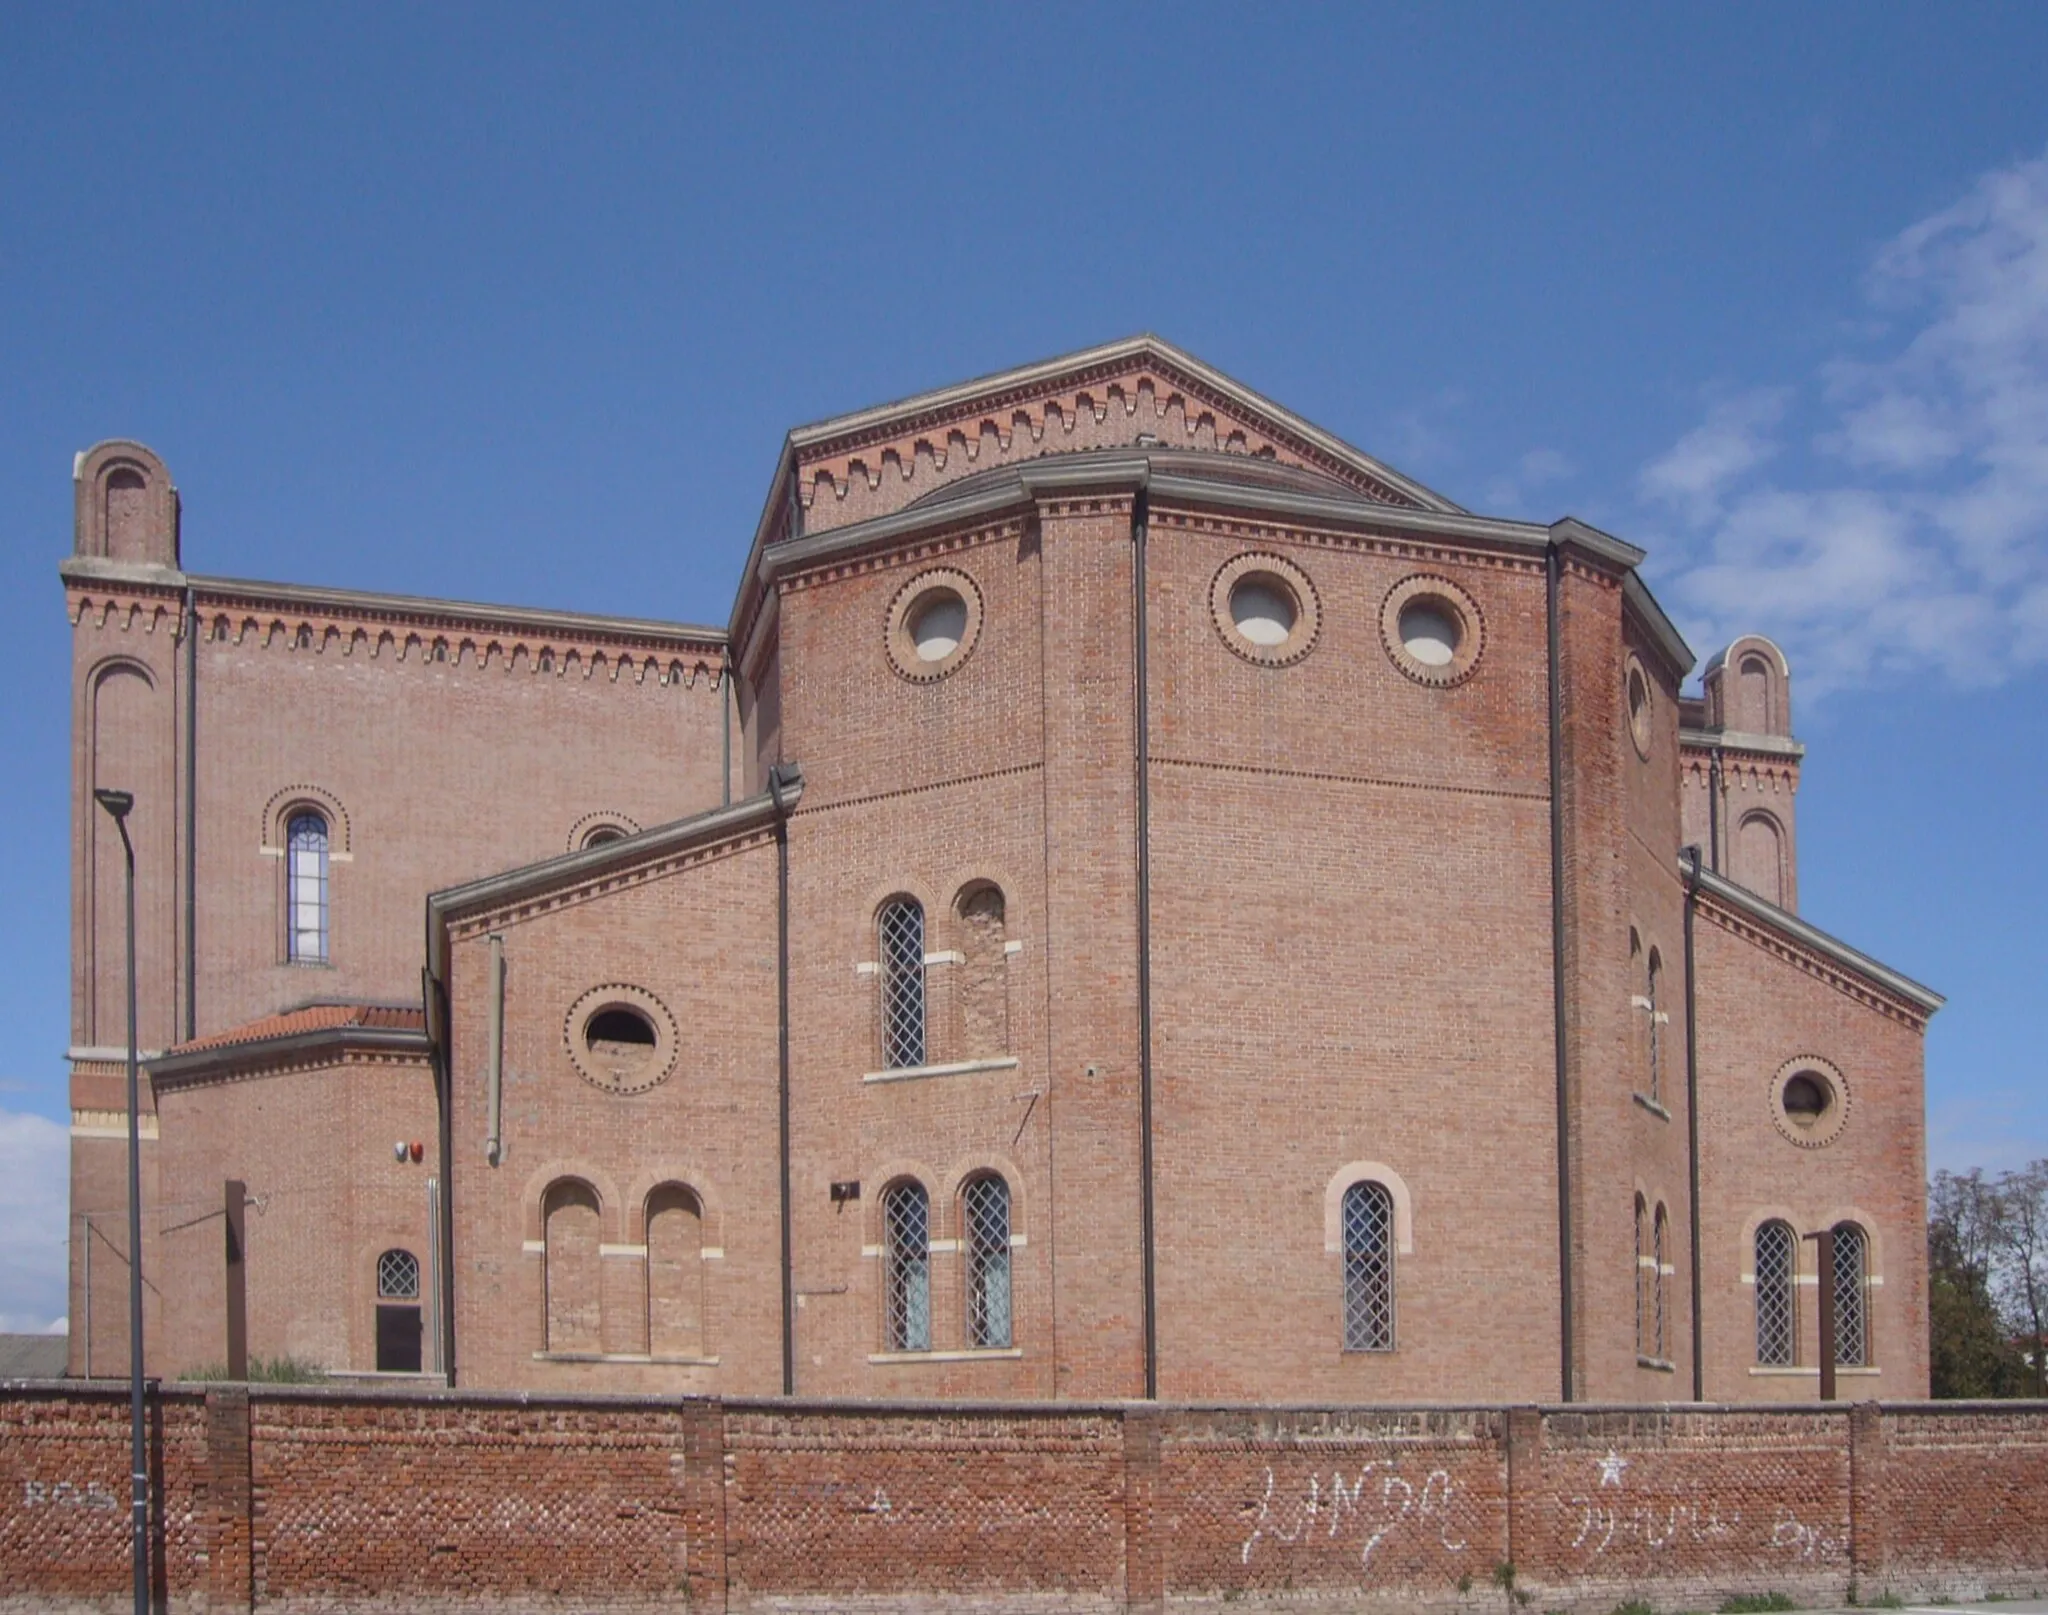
[1342, 1180, 1394, 1351]
[377, 1248, 419, 1301]
[1833, 1223, 1870, 1367]
[1646, 951, 1663, 1102]
[883, 1180, 930, 1352]
[1653, 1203, 1671, 1360]
[878, 897, 926, 1070]
[1634, 1195, 1649, 1356]
[1755, 1220, 1796, 1366]
[964, 1174, 1011, 1349]
[286, 812, 329, 962]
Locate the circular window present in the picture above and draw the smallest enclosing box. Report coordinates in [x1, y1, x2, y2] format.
[1770, 1056, 1850, 1148]
[1626, 657, 1654, 760]
[564, 984, 678, 1095]
[1380, 575, 1484, 687]
[886, 567, 984, 682]
[1211, 552, 1320, 667]
[566, 812, 641, 853]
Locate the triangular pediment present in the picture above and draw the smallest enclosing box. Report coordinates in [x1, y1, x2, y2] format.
[785, 336, 1459, 533]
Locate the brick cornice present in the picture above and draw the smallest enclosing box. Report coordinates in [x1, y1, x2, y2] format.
[1697, 883, 1939, 1030]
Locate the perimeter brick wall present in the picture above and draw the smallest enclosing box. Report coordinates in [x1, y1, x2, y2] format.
[4, 1384, 2046, 1614]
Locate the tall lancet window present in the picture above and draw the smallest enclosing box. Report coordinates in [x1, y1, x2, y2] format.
[286, 811, 330, 962]
[878, 896, 926, 1069]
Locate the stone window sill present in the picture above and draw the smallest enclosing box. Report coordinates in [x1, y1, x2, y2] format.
[1637, 1354, 1676, 1372]
[867, 1347, 1023, 1365]
[1748, 1364, 1880, 1377]
[863, 1055, 1019, 1086]
[532, 1351, 720, 1366]
[1631, 1091, 1671, 1121]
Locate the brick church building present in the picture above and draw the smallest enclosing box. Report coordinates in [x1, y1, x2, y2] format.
[61, 336, 1940, 1404]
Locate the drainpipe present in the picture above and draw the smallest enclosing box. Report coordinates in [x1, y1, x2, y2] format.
[720, 652, 733, 807]
[1132, 485, 1158, 1401]
[768, 764, 795, 1397]
[1545, 540, 1576, 1403]
[484, 935, 505, 1167]
[1683, 846, 1705, 1401]
[181, 584, 197, 1042]
[1707, 747, 1724, 874]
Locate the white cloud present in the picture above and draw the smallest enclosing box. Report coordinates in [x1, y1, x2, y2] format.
[1641, 148, 2048, 694]
[0, 1109, 69, 1334]
[1638, 389, 1789, 526]
[1483, 447, 1576, 513]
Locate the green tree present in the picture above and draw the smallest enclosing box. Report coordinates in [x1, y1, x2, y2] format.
[1927, 1168, 2025, 1398]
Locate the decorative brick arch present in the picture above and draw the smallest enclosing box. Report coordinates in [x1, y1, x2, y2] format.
[865, 1158, 944, 1244]
[263, 784, 352, 856]
[74, 440, 178, 567]
[946, 1152, 1028, 1236]
[1736, 1204, 1806, 1274]
[518, 1161, 625, 1245]
[620, 1168, 724, 1247]
[1323, 1162, 1414, 1256]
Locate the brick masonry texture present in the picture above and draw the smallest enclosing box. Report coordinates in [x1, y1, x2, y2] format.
[61, 339, 1939, 1409]
[2, 1384, 2045, 1613]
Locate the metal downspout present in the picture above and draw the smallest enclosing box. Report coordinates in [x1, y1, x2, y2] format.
[1708, 747, 1724, 873]
[769, 764, 795, 1397]
[181, 584, 197, 1042]
[1546, 541, 1576, 1402]
[720, 653, 733, 807]
[1683, 846, 1706, 1401]
[1132, 486, 1158, 1401]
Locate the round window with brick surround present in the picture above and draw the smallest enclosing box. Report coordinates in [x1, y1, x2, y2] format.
[1380, 575, 1484, 688]
[886, 567, 984, 682]
[1770, 1056, 1849, 1148]
[1626, 656, 1654, 760]
[564, 984, 678, 1095]
[1211, 552, 1320, 667]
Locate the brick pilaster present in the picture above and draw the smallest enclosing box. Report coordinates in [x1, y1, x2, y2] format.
[1505, 1406, 1544, 1583]
[201, 1386, 252, 1613]
[1122, 1405, 1163, 1613]
[680, 1397, 728, 1613]
[1849, 1401, 1887, 1592]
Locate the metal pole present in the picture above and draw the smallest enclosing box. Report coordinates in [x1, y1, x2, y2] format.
[1805, 1226, 1837, 1402]
[224, 1180, 247, 1381]
[95, 787, 148, 1615]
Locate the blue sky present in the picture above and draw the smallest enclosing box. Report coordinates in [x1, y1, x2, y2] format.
[3, 5, 2044, 1330]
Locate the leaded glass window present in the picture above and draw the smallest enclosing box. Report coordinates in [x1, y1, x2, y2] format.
[963, 1174, 1011, 1348]
[1342, 1180, 1394, 1351]
[1634, 1195, 1649, 1356]
[377, 1248, 419, 1300]
[1652, 1203, 1670, 1360]
[1833, 1223, 1870, 1368]
[878, 897, 926, 1069]
[287, 812, 329, 962]
[1755, 1220, 1796, 1366]
[883, 1180, 930, 1352]
[1646, 951, 1663, 1102]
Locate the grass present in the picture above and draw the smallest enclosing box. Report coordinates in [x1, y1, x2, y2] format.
[1719, 1597, 1797, 1614]
[181, 1355, 326, 1383]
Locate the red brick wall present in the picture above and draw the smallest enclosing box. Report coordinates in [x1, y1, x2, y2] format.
[4, 1385, 2045, 1613]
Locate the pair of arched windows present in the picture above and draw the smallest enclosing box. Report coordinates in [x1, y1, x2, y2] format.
[1635, 1195, 1672, 1363]
[880, 1174, 1012, 1352]
[541, 1178, 707, 1358]
[876, 885, 1010, 1070]
[1753, 1219, 1870, 1367]
[286, 811, 329, 962]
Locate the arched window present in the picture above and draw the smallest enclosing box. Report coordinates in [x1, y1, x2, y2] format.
[1737, 812, 1785, 907]
[1342, 1180, 1395, 1351]
[882, 1180, 930, 1352]
[542, 1179, 602, 1354]
[375, 1248, 422, 1372]
[1634, 1194, 1650, 1357]
[878, 897, 926, 1069]
[1755, 1219, 1796, 1366]
[286, 811, 330, 962]
[1652, 1203, 1671, 1361]
[646, 1184, 705, 1359]
[963, 1174, 1012, 1348]
[1833, 1223, 1870, 1368]
[1645, 949, 1664, 1103]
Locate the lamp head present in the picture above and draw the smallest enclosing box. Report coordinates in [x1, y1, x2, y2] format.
[93, 788, 134, 821]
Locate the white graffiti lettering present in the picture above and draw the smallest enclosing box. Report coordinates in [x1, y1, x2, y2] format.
[21, 1480, 118, 1510]
[1240, 1463, 1467, 1573]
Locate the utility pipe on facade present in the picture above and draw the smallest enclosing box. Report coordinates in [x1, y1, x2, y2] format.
[1130, 484, 1159, 1402]
[182, 584, 197, 1044]
[1544, 542, 1575, 1403]
[768, 764, 796, 1397]
[484, 935, 505, 1166]
[92, 785, 148, 1615]
[1683, 845, 1706, 1402]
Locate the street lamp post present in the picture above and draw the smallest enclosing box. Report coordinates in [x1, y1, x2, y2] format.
[93, 787, 148, 1615]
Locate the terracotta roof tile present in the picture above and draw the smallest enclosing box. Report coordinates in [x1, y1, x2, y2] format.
[172, 1003, 423, 1054]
